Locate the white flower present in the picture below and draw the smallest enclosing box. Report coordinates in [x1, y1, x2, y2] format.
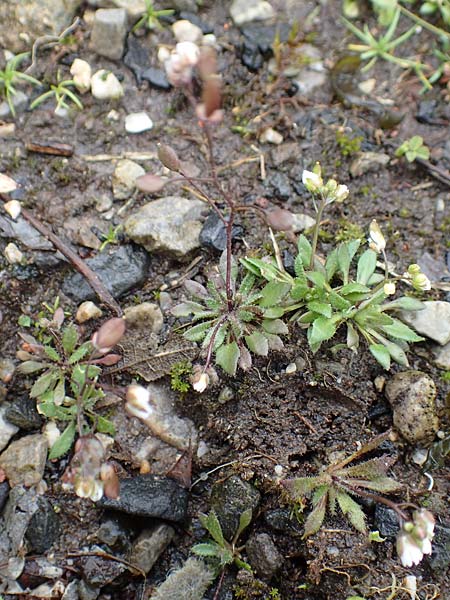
[302, 169, 323, 193]
[335, 184, 349, 202]
[43, 422, 61, 449]
[75, 477, 104, 502]
[368, 219, 386, 253]
[383, 282, 396, 295]
[4, 200, 21, 220]
[397, 532, 425, 567]
[414, 509, 435, 538]
[126, 384, 153, 420]
[192, 371, 209, 393]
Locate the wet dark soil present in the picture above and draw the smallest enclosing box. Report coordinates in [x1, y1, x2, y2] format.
[0, 1, 449, 599]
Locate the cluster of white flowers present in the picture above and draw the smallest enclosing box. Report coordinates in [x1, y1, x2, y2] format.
[302, 164, 349, 204]
[62, 435, 119, 502]
[397, 509, 435, 567]
[158, 41, 200, 87]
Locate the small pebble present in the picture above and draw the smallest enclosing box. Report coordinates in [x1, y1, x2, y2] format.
[91, 70, 124, 100]
[76, 301, 103, 323]
[4, 242, 23, 264]
[274, 464, 284, 477]
[285, 362, 297, 374]
[374, 375, 385, 392]
[260, 128, 283, 145]
[411, 448, 428, 466]
[125, 112, 154, 134]
[0, 173, 17, 194]
[70, 58, 92, 94]
[107, 109, 120, 121]
[172, 20, 203, 43]
[4, 200, 21, 220]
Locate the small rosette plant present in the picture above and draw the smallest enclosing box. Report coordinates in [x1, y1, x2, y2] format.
[171, 253, 288, 376]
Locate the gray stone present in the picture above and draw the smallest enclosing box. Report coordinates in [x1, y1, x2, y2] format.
[400, 301, 450, 345]
[0, 91, 29, 118]
[5, 396, 43, 431]
[291, 213, 315, 232]
[78, 580, 99, 600]
[125, 196, 205, 259]
[433, 342, 450, 369]
[25, 496, 60, 553]
[350, 152, 390, 177]
[129, 524, 175, 573]
[98, 474, 188, 522]
[91, 8, 127, 60]
[230, 0, 274, 26]
[0, 434, 48, 487]
[373, 504, 399, 538]
[82, 555, 126, 586]
[264, 508, 302, 533]
[124, 302, 163, 333]
[0, 214, 53, 251]
[199, 212, 243, 252]
[246, 533, 283, 579]
[430, 524, 450, 573]
[112, 159, 146, 200]
[385, 371, 439, 444]
[211, 475, 260, 540]
[62, 244, 150, 302]
[0, 404, 19, 452]
[0, 481, 10, 513]
[0, 0, 82, 52]
[61, 580, 80, 600]
[96, 519, 127, 547]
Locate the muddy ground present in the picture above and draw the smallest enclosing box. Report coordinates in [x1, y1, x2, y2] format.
[0, 0, 449, 599]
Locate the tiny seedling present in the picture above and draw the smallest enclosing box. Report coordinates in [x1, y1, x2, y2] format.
[132, 0, 175, 32]
[0, 52, 40, 116]
[172, 253, 289, 376]
[17, 314, 122, 458]
[283, 432, 402, 537]
[395, 135, 430, 162]
[30, 71, 83, 112]
[170, 360, 193, 394]
[99, 224, 122, 252]
[343, 8, 431, 88]
[192, 509, 253, 571]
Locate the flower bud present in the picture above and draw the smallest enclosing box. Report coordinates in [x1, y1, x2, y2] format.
[335, 184, 349, 203]
[202, 76, 221, 118]
[407, 264, 421, 275]
[92, 317, 125, 354]
[157, 144, 181, 172]
[100, 463, 120, 499]
[368, 220, 386, 253]
[383, 282, 396, 295]
[191, 370, 209, 393]
[412, 273, 431, 292]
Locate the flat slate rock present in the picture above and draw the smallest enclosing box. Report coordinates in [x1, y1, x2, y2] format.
[98, 474, 188, 523]
[62, 244, 149, 302]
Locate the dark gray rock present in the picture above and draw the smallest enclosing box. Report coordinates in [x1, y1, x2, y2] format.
[5, 396, 43, 431]
[241, 23, 291, 58]
[124, 36, 150, 85]
[199, 212, 243, 252]
[129, 523, 175, 573]
[211, 475, 260, 540]
[246, 533, 283, 579]
[265, 171, 292, 200]
[241, 41, 264, 71]
[98, 474, 188, 522]
[142, 67, 171, 90]
[0, 481, 10, 513]
[0, 215, 53, 250]
[82, 555, 126, 586]
[25, 496, 60, 553]
[91, 8, 127, 61]
[62, 244, 150, 302]
[430, 524, 450, 573]
[373, 504, 399, 538]
[264, 508, 302, 534]
[78, 580, 99, 600]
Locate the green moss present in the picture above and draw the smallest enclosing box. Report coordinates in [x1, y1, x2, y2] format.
[335, 129, 363, 157]
[335, 218, 364, 242]
[170, 360, 193, 394]
[398, 207, 411, 218]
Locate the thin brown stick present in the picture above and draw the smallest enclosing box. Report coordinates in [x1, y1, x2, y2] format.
[0, 195, 122, 315]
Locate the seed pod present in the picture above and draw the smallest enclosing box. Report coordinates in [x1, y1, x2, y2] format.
[157, 144, 181, 172]
[202, 76, 221, 118]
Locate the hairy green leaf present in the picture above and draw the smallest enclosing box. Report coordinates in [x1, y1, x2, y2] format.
[297, 234, 312, 267]
[307, 301, 332, 318]
[48, 422, 76, 459]
[260, 281, 291, 307]
[369, 344, 391, 370]
[381, 318, 424, 342]
[216, 342, 240, 375]
[30, 369, 59, 398]
[245, 331, 269, 356]
[69, 342, 92, 364]
[303, 487, 327, 538]
[356, 249, 377, 285]
[235, 508, 253, 539]
[200, 511, 226, 546]
[62, 325, 79, 355]
[309, 316, 338, 347]
[16, 360, 50, 374]
[336, 490, 366, 532]
[43, 345, 61, 362]
[184, 319, 216, 342]
[96, 415, 116, 435]
[262, 318, 288, 334]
